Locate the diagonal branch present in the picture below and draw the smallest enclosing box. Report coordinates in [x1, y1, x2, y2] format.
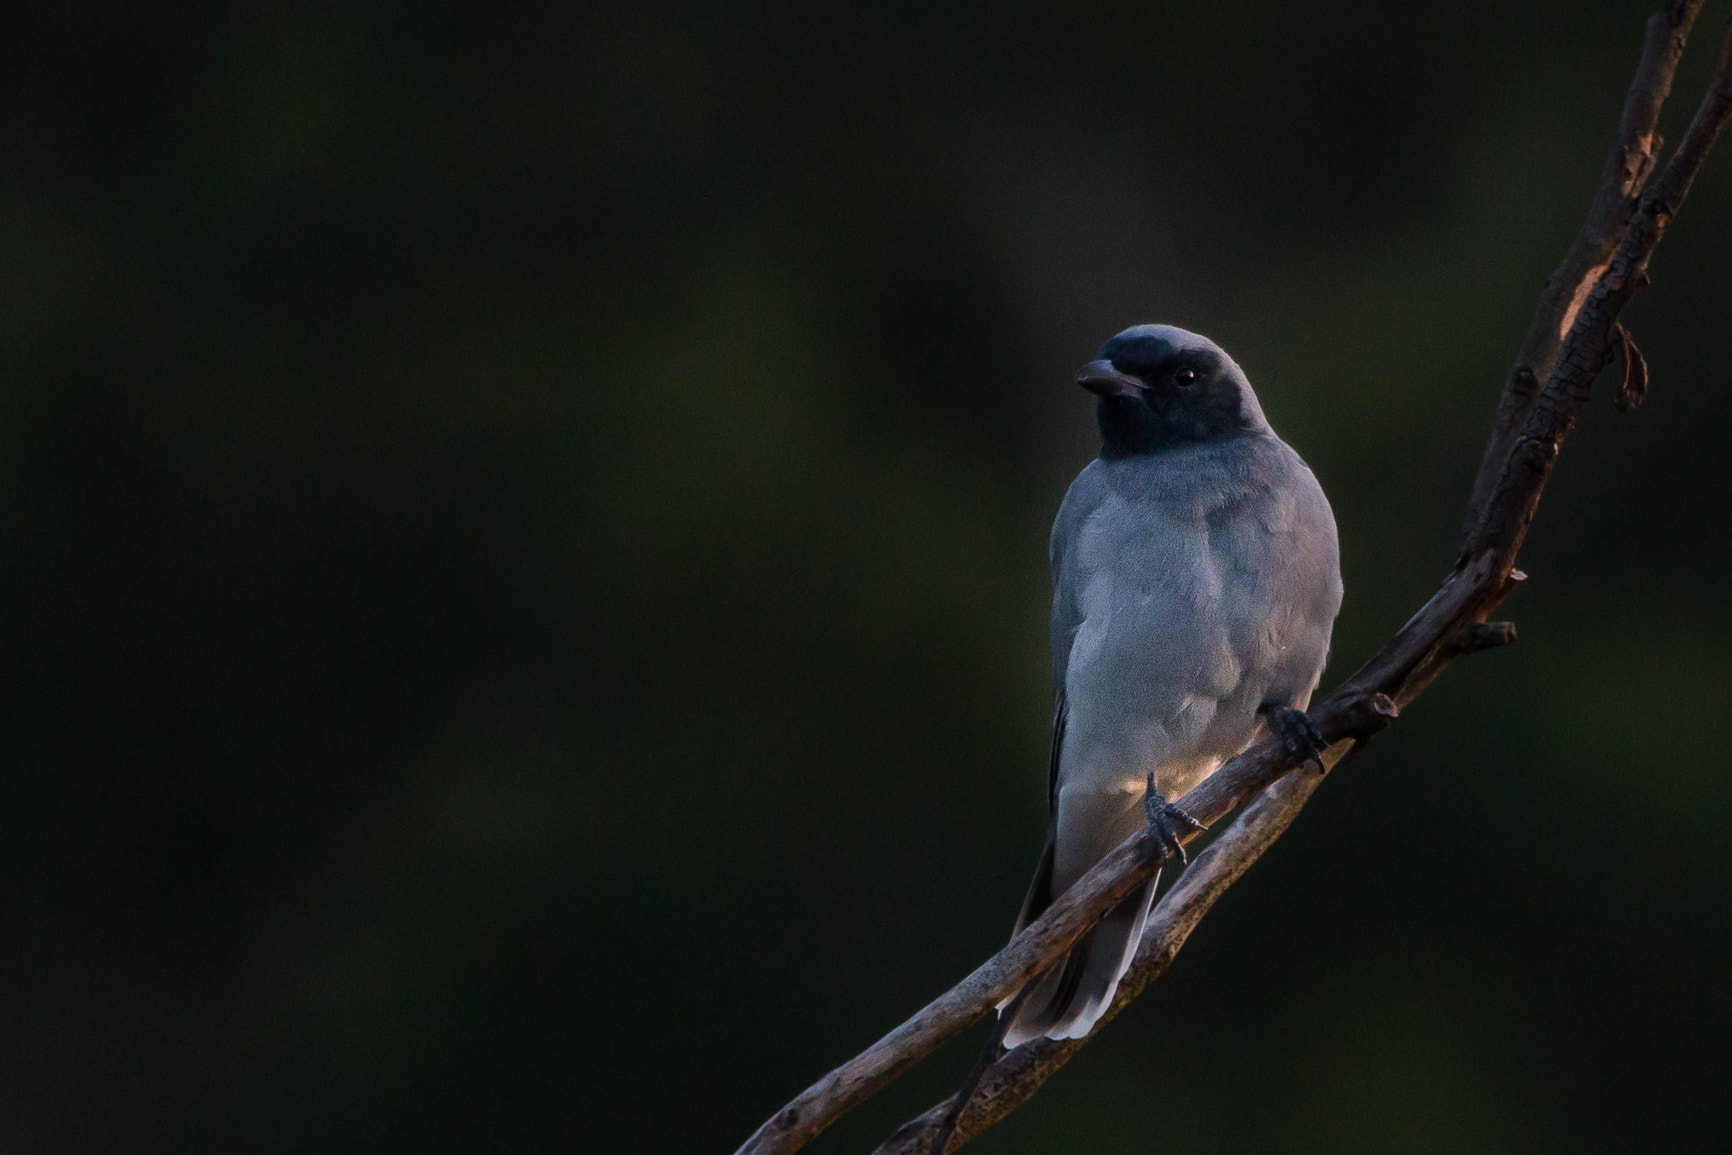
[734, 694, 1401, 1155]
[1462, 0, 1705, 536]
[1466, 9, 1732, 570]
[734, 9, 1732, 1155]
[875, 760, 1345, 1153]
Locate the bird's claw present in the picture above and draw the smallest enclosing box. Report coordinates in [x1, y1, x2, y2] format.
[1143, 775, 1205, 863]
[1264, 705, 1328, 773]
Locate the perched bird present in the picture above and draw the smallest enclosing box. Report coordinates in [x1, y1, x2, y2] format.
[1001, 324, 1342, 1047]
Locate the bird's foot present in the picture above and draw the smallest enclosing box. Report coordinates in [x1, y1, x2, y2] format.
[1263, 705, 1328, 773]
[1143, 775, 1206, 864]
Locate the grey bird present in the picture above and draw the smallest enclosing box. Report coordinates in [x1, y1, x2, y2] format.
[1001, 324, 1342, 1047]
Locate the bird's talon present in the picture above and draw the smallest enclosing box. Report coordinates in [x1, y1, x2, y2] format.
[1264, 705, 1328, 773]
[1143, 775, 1205, 864]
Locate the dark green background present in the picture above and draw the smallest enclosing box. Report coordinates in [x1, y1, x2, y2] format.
[4, 2, 1729, 1151]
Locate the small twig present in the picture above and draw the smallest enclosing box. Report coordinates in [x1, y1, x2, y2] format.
[1449, 620, 1518, 657]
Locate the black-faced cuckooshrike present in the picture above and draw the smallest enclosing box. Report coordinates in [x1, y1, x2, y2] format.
[1002, 325, 1341, 1046]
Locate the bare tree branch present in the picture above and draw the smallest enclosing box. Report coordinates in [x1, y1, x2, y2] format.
[1463, 0, 1705, 535]
[875, 762, 1345, 1154]
[734, 9, 1732, 1155]
[733, 687, 1399, 1155]
[1466, 11, 1732, 571]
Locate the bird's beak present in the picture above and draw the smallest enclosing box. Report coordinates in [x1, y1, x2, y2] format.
[1075, 359, 1146, 398]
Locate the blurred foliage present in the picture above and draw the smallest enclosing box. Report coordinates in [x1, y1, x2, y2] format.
[2, 1, 1730, 1151]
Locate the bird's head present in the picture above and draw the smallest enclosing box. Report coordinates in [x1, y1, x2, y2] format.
[1076, 325, 1269, 458]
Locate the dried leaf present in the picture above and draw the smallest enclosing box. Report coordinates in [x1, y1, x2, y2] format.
[1615, 323, 1649, 411]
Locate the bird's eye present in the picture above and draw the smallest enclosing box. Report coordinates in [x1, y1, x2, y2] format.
[1174, 369, 1198, 386]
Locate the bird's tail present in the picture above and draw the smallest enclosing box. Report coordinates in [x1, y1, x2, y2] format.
[999, 869, 1158, 1048]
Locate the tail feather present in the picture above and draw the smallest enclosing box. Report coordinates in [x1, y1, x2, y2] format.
[1000, 869, 1159, 1047]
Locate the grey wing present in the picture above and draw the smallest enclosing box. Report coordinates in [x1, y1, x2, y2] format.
[1225, 443, 1343, 706]
[1045, 461, 1111, 794]
[1047, 462, 1104, 698]
[1014, 465, 1104, 933]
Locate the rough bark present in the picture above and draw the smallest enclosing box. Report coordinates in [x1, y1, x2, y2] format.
[1462, 0, 1704, 535]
